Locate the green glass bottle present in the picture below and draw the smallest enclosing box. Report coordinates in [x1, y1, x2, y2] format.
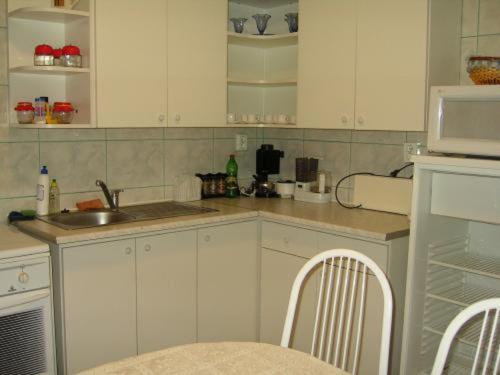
[225, 154, 239, 198]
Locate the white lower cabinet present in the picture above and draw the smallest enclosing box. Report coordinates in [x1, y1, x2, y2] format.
[259, 221, 408, 375]
[198, 221, 258, 342]
[136, 231, 197, 354]
[63, 239, 137, 374]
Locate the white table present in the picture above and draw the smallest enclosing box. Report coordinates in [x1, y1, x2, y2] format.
[78, 342, 350, 374]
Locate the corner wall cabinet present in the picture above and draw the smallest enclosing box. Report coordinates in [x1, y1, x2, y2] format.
[7, 0, 95, 128]
[227, 0, 298, 127]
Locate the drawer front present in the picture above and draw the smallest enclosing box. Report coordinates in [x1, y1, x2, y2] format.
[431, 172, 500, 224]
[261, 221, 317, 259]
[317, 232, 388, 272]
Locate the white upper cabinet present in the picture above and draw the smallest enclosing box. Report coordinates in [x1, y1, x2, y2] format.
[95, 0, 167, 127]
[355, 0, 427, 131]
[297, 0, 356, 129]
[167, 0, 227, 127]
[298, 0, 427, 131]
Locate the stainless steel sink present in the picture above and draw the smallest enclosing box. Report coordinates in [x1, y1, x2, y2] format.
[39, 210, 135, 230]
[39, 201, 217, 230]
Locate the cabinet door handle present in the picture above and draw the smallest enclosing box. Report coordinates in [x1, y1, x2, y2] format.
[204, 235, 211, 242]
[283, 237, 290, 245]
[341, 115, 349, 125]
[125, 247, 132, 255]
[175, 114, 181, 122]
[144, 244, 151, 252]
[357, 116, 365, 125]
[158, 114, 165, 122]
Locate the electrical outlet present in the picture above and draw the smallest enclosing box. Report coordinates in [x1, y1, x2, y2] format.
[235, 134, 248, 151]
[404, 142, 423, 162]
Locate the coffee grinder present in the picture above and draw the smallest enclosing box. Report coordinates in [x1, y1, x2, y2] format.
[254, 144, 284, 198]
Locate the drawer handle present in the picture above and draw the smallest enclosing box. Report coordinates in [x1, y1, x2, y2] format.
[125, 247, 132, 255]
[144, 244, 151, 252]
[204, 235, 211, 242]
[283, 237, 290, 245]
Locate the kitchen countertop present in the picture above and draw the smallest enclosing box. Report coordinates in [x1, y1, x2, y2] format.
[16, 198, 410, 245]
[212, 197, 410, 241]
[0, 224, 49, 258]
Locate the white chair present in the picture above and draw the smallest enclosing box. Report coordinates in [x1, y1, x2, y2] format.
[280, 249, 393, 375]
[431, 298, 500, 375]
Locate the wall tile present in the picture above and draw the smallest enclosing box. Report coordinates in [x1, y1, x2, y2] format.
[0, 125, 39, 142]
[165, 128, 213, 140]
[118, 186, 165, 206]
[39, 129, 105, 141]
[263, 128, 304, 140]
[350, 143, 404, 176]
[460, 37, 478, 85]
[40, 141, 106, 193]
[303, 141, 350, 185]
[164, 139, 213, 185]
[0, 85, 8, 125]
[213, 139, 257, 180]
[303, 129, 351, 142]
[0, 28, 7, 85]
[107, 140, 163, 189]
[0, 197, 36, 223]
[0, 142, 39, 198]
[462, 0, 480, 37]
[213, 127, 258, 139]
[351, 130, 406, 145]
[267, 139, 303, 180]
[106, 128, 163, 140]
[477, 34, 500, 55]
[406, 131, 428, 145]
[478, 0, 500, 35]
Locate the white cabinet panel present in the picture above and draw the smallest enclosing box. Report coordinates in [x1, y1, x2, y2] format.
[63, 239, 136, 374]
[297, 0, 356, 129]
[355, 0, 427, 131]
[167, 0, 227, 127]
[260, 248, 317, 353]
[198, 221, 258, 341]
[96, 0, 167, 127]
[136, 231, 197, 354]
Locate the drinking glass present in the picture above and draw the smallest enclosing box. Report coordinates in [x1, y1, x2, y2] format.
[230, 18, 247, 33]
[285, 13, 298, 33]
[252, 14, 271, 35]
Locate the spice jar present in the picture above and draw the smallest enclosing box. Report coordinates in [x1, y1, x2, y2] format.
[53, 102, 75, 124]
[61, 45, 82, 68]
[34, 44, 54, 66]
[207, 173, 217, 196]
[14, 102, 34, 124]
[216, 173, 227, 195]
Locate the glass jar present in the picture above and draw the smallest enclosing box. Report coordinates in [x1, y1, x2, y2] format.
[14, 102, 34, 124]
[53, 102, 75, 124]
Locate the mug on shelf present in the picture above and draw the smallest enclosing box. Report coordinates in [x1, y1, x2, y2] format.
[227, 113, 237, 124]
[247, 114, 260, 124]
[278, 114, 289, 124]
[263, 114, 274, 124]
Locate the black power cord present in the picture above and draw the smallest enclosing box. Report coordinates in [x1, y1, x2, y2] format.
[335, 163, 414, 209]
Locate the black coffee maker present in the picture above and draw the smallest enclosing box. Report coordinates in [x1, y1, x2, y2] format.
[253, 144, 284, 198]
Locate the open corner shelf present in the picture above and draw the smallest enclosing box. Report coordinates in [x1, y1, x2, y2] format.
[8, 6, 90, 23]
[11, 123, 96, 129]
[10, 66, 91, 76]
[228, 31, 298, 48]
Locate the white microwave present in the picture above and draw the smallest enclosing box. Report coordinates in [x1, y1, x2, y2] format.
[428, 85, 500, 157]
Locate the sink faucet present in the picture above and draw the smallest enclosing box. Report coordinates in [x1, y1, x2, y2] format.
[96, 180, 123, 210]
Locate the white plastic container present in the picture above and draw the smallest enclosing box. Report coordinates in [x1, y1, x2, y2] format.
[36, 166, 50, 216]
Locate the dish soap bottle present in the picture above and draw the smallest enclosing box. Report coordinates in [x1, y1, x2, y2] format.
[49, 179, 60, 214]
[36, 166, 50, 215]
[225, 154, 239, 198]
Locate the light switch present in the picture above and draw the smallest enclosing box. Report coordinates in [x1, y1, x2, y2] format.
[235, 134, 248, 151]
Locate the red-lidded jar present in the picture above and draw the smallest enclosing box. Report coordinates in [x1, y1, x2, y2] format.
[53, 48, 63, 66]
[34, 44, 54, 66]
[53, 102, 75, 124]
[61, 45, 82, 68]
[15, 102, 35, 124]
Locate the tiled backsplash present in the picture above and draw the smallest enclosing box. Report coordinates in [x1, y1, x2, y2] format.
[460, 0, 500, 84]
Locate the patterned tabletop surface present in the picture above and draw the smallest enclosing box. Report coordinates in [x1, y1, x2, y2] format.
[78, 342, 349, 375]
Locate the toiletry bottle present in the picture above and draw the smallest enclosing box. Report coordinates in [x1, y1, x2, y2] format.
[225, 154, 239, 198]
[37, 166, 50, 215]
[49, 179, 60, 214]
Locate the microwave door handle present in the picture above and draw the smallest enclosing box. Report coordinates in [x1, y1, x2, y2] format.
[0, 289, 50, 310]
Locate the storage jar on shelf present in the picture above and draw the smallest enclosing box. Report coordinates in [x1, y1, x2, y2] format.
[52, 102, 75, 124]
[14, 102, 35, 124]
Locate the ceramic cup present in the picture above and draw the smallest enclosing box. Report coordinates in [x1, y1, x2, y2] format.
[272, 114, 280, 124]
[227, 113, 237, 124]
[289, 115, 297, 124]
[240, 114, 248, 123]
[278, 114, 289, 124]
[263, 114, 273, 124]
[247, 114, 259, 124]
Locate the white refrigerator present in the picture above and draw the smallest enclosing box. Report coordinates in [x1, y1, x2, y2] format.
[400, 155, 500, 374]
